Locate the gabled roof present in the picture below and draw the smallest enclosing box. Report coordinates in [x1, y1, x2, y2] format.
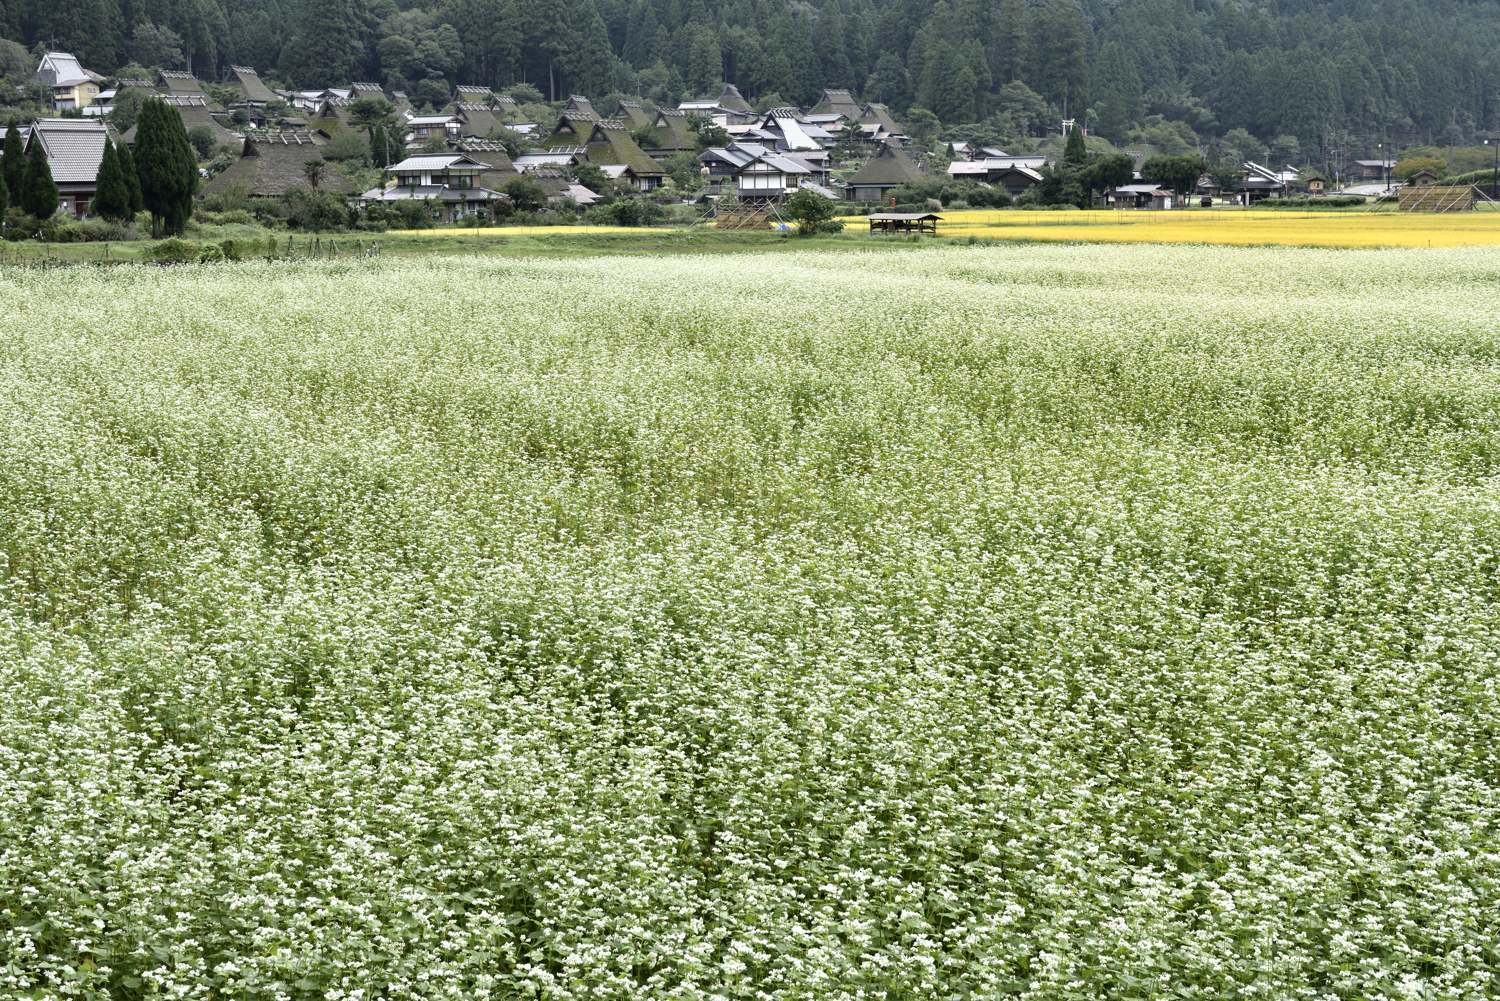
[36, 52, 103, 89]
[350, 82, 385, 98]
[646, 108, 696, 152]
[860, 103, 900, 132]
[759, 110, 821, 152]
[157, 70, 204, 95]
[387, 153, 487, 173]
[25, 118, 108, 184]
[718, 84, 752, 114]
[229, 65, 277, 104]
[584, 122, 665, 176]
[405, 114, 456, 127]
[454, 103, 501, 137]
[454, 84, 493, 103]
[846, 142, 923, 188]
[744, 150, 811, 175]
[544, 112, 601, 148]
[515, 150, 584, 170]
[616, 100, 654, 130]
[810, 88, 863, 120]
[564, 95, 597, 118]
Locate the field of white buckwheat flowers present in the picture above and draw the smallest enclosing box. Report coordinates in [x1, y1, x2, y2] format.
[2, 243, 1499, 1000]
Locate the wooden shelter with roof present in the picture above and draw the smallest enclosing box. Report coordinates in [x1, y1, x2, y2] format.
[844, 142, 922, 202]
[867, 211, 941, 235]
[200, 130, 348, 200]
[228, 65, 277, 105]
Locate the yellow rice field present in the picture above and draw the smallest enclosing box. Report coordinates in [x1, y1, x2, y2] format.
[868, 206, 1500, 249]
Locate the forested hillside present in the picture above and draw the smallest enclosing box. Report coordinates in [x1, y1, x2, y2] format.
[2, 0, 1497, 150]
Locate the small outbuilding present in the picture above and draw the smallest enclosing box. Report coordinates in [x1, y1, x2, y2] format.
[868, 212, 941, 235]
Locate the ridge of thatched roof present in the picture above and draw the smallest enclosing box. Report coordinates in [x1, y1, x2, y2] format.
[563, 95, 597, 118]
[157, 70, 204, 95]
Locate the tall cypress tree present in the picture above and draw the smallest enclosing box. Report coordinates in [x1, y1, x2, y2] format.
[22, 139, 59, 220]
[92, 140, 132, 222]
[2, 120, 24, 203]
[0, 157, 8, 218]
[134, 98, 197, 237]
[115, 140, 145, 215]
[370, 123, 388, 168]
[1063, 123, 1087, 164]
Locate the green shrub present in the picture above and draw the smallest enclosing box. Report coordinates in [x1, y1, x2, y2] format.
[196, 243, 225, 263]
[586, 198, 666, 227]
[51, 219, 132, 243]
[145, 238, 200, 264]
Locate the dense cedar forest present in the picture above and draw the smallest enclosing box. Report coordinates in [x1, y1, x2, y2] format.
[1, 0, 1497, 149]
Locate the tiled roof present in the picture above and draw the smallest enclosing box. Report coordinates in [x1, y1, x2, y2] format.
[27, 118, 108, 184]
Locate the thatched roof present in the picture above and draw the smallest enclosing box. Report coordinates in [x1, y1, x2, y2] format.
[616, 100, 654, 130]
[544, 112, 600, 148]
[458, 138, 519, 189]
[810, 88, 863, 120]
[123, 96, 242, 149]
[718, 84, 752, 114]
[564, 95, 597, 118]
[200, 130, 349, 198]
[645, 109, 696, 153]
[845, 142, 922, 188]
[860, 103, 900, 132]
[157, 70, 204, 95]
[229, 65, 276, 104]
[455, 102, 501, 138]
[454, 84, 493, 104]
[584, 122, 664, 177]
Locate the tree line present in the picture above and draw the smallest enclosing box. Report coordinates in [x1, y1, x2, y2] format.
[1, 0, 1496, 154]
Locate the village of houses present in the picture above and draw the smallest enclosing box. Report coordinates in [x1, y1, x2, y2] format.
[14, 49, 1418, 231]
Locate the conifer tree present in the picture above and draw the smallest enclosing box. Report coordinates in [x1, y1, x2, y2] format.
[0, 158, 8, 218]
[370, 124, 389, 168]
[115, 140, 145, 215]
[1063, 122, 1087, 165]
[1, 120, 24, 202]
[21, 139, 59, 220]
[134, 98, 197, 237]
[92, 140, 132, 222]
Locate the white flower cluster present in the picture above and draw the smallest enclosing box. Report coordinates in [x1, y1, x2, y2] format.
[0, 244, 1497, 999]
